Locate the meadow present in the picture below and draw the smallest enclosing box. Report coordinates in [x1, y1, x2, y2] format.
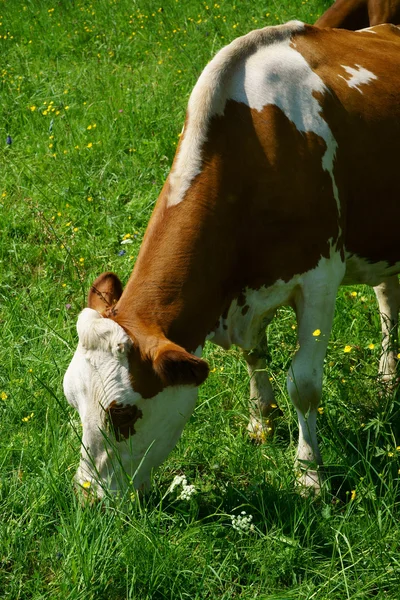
[1, 0, 400, 598]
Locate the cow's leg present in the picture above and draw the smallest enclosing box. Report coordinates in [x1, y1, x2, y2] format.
[243, 332, 280, 442]
[288, 256, 345, 492]
[374, 276, 400, 383]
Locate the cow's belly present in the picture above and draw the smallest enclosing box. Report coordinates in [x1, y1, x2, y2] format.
[343, 253, 400, 286]
[208, 250, 400, 352]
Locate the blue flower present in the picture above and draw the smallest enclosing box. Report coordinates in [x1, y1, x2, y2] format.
[118, 250, 126, 256]
[6, 136, 12, 145]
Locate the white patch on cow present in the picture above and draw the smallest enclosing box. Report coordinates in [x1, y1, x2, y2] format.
[64, 308, 140, 415]
[75, 384, 198, 496]
[167, 21, 305, 207]
[343, 254, 400, 286]
[210, 243, 345, 352]
[338, 64, 378, 93]
[226, 39, 340, 218]
[64, 308, 202, 496]
[167, 21, 340, 226]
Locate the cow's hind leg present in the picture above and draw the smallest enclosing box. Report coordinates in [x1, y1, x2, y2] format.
[243, 332, 281, 442]
[374, 276, 400, 384]
[288, 254, 345, 493]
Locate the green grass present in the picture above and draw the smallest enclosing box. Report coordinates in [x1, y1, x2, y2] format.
[1, 0, 400, 598]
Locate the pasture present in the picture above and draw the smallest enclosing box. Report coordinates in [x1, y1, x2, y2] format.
[1, 0, 400, 598]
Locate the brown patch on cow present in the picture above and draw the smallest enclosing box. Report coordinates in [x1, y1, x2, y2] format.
[107, 401, 143, 441]
[153, 341, 209, 387]
[88, 272, 123, 315]
[126, 337, 209, 398]
[315, 0, 400, 30]
[241, 305, 250, 316]
[128, 342, 164, 399]
[295, 26, 400, 266]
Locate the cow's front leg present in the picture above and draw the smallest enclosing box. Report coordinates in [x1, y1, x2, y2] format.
[373, 276, 400, 384]
[243, 333, 281, 442]
[288, 256, 345, 493]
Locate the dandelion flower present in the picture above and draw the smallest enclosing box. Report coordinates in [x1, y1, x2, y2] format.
[368, 343, 375, 350]
[344, 345, 352, 353]
[350, 291, 357, 297]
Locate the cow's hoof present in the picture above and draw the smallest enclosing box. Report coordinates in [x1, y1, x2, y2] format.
[247, 418, 274, 443]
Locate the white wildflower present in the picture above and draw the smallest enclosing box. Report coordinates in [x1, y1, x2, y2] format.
[231, 511, 254, 534]
[168, 474, 187, 493]
[178, 484, 197, 500]
[168, 474, 197, 500]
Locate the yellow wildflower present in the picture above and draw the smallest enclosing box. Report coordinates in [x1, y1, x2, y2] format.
[350, 291, 357, 297]
[317, 407, 324, 414]
[87, 142, 93, 148]
[368, 343, 375, 350]
[344, 345, 352, 353]
[22, 412, 34, 423]
[312, 329, 321, 337]
[82, 481, 91, 489]
[1, 392, 8, 400]
[350, 489, 356, 501]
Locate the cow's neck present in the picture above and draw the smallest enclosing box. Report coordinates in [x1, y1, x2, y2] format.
[112, 169, 237, 353]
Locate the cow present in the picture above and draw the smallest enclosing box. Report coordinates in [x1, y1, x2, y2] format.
[64, 21, 400, 498]
[315, 0, 400, 29]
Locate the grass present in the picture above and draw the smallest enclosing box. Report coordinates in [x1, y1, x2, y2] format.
[1, 0, 400, 598]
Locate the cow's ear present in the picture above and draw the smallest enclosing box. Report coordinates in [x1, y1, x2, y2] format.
[153, 342, 209, 388]
[87, 272, 123, 315]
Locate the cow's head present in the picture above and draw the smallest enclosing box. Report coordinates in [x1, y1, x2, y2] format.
[63, 272, 209, 498]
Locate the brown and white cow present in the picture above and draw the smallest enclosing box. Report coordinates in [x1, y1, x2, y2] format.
[315, 0, 400, 29]
[64, 21, 400, 497]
